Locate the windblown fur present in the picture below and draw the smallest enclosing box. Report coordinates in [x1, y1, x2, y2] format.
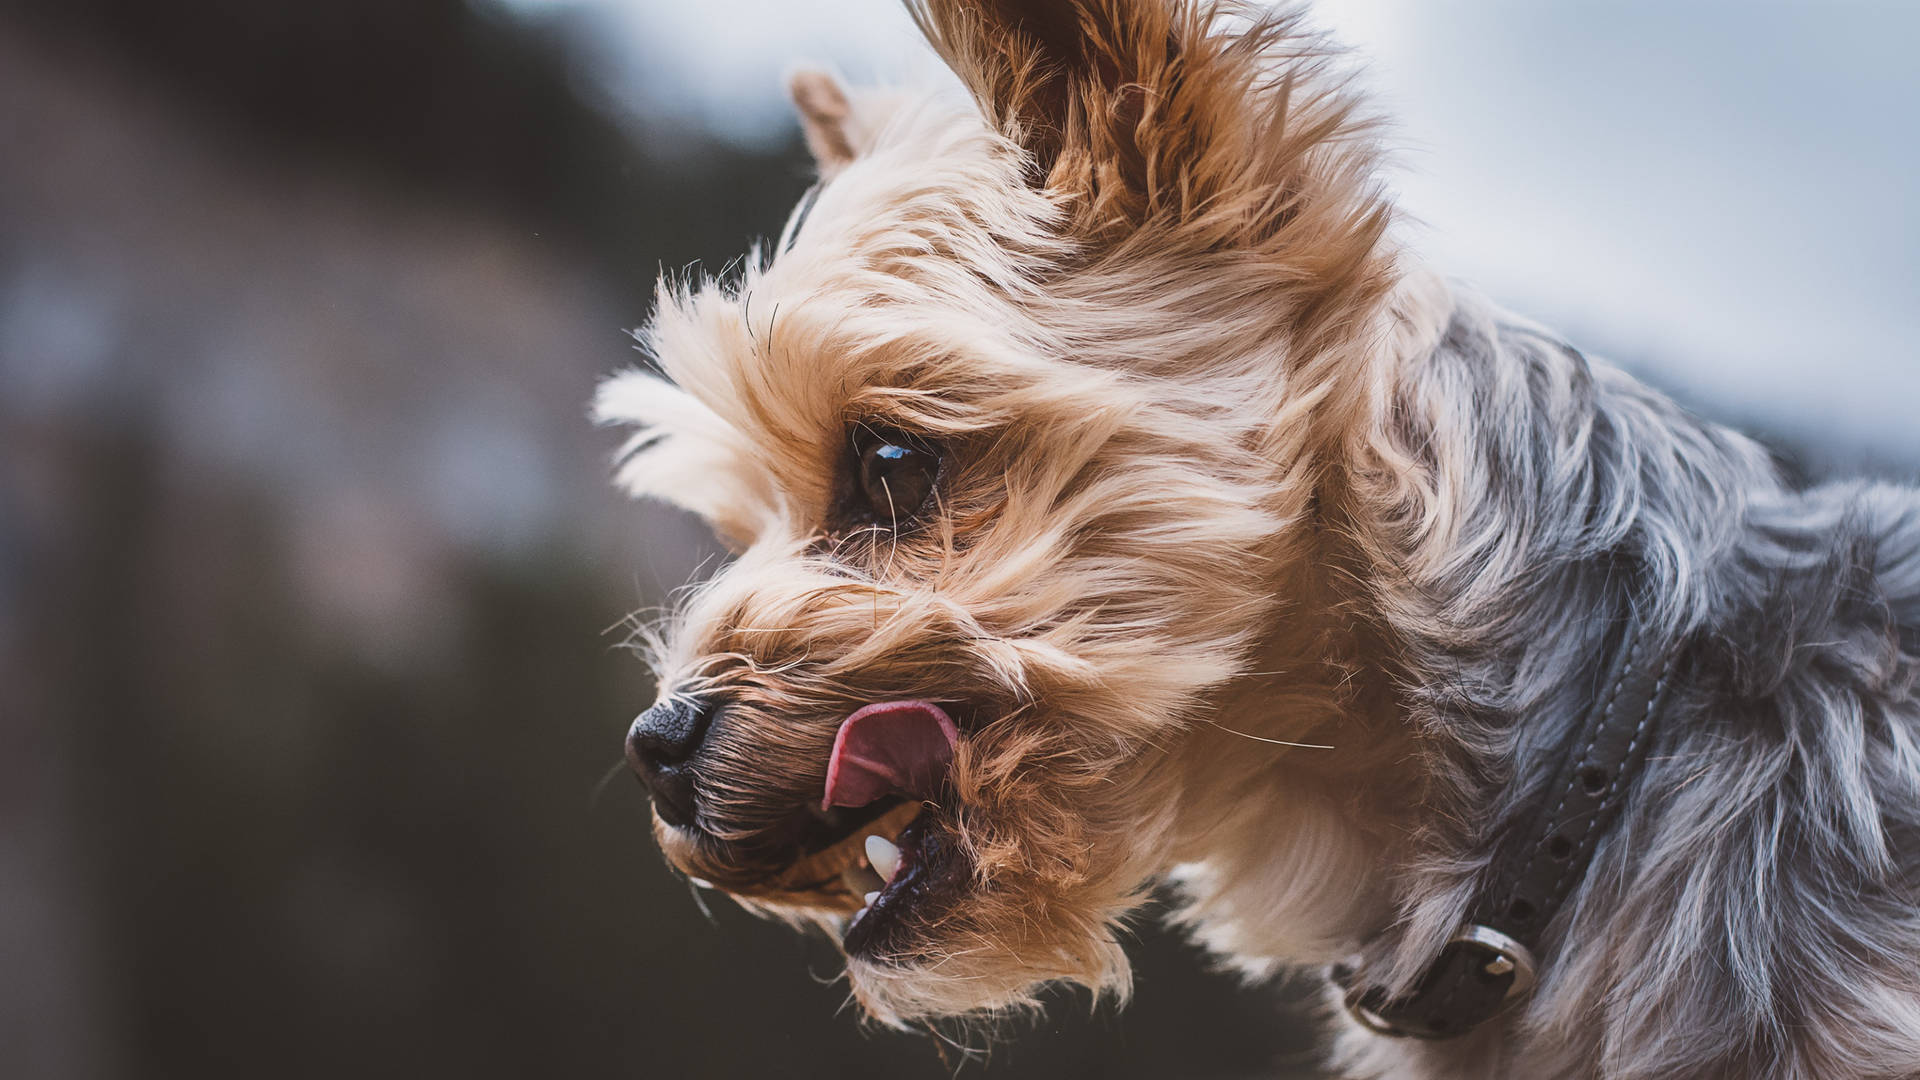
[596, 2, 1920, 1077]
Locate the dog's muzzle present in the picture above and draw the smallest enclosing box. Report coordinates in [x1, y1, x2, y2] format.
[625, 697, 715, 827]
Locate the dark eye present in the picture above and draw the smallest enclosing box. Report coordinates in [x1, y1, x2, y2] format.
[850, 426, 941, 527]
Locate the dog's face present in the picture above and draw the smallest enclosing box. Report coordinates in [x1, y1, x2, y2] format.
[599, 0, 1392, 1023]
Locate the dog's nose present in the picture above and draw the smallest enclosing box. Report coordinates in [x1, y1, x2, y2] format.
[625, 697, 715, 828]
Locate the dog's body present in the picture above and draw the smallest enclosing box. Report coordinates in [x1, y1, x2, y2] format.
[600, 3, 1920, 1077]
[1257, 280, 1920, 1079]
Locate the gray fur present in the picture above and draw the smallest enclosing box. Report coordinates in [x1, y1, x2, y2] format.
[1342, 288, 1920, 1079]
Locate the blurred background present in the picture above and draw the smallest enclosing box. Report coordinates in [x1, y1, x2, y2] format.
[1, 1, 1914, 1077]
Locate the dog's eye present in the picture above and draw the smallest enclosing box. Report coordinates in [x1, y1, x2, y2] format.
[850, 426, 940, 527]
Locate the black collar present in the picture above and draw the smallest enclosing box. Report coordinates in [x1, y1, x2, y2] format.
[1333, 618, 1684, 1039]
[777, 183, 823, 256]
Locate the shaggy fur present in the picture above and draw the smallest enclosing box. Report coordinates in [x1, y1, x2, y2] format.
[596, 2, 1920, 1077]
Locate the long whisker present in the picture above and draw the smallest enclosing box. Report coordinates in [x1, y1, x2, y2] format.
[1202, 719, 1334, 750]
[590, 759, 630, 806]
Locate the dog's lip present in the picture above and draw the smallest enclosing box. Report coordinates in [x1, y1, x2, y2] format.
[817, 701, 964, 953]
[755, 799, 924, 898]
[674, 701, 965, 939]
[842, 809, 952, 958]
[797, 796, 908, 857]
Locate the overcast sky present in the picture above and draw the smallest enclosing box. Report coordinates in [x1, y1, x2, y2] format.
[498, 0, 1920, 472]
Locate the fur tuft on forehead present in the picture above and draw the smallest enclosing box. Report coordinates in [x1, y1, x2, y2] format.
[910, 0, 1391, 292]
[598, 1, 1396, 546]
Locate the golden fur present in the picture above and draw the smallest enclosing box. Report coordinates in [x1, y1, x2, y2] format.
[601, 0, 1412, 1026]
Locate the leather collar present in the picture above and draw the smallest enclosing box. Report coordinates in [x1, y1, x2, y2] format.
[1334, 619, 1684, 1039]
[777, 183, 823, 256]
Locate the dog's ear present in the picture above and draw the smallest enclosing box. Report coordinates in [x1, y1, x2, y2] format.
[913, 0, 1380, 249]
[787, 68, 887, 180]
[911, 0, 1205, 238]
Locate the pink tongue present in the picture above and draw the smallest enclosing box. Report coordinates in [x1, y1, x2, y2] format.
[821, 700, 960, 811]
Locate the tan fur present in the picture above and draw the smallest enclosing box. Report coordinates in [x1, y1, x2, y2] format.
[599, 0, 1416, 1030]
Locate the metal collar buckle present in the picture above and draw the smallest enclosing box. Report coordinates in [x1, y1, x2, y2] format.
[1343, 924, 1538, 1039]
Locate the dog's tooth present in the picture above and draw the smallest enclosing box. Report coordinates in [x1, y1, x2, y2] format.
[865, 834, 900, 881]
[851, 906, 868, 926]
[863, 890, 880, 907]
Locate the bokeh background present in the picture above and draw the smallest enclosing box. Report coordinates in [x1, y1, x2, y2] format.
[2, 1, 1915, 1077]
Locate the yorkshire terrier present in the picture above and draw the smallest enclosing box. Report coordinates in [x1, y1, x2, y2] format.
[596, 2, 1920, 1077]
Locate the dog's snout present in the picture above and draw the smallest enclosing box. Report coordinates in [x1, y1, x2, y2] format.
[626, 698, 715, 828]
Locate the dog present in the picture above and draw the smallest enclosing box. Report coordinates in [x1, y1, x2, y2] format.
[595, 2, 1920, 1076]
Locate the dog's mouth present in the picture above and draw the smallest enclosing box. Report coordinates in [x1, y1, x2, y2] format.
[773, 700, 963, 958]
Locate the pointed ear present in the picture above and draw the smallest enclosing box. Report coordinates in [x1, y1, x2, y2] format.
[912, 0, 1381, 249]
[787, 68, 888, 180]
[911, 0, 1196, 233]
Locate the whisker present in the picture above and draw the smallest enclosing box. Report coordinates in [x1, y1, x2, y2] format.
[1202, 719, 1334, 750]
[590, 759, 632, 807]
[882, 477, 900, 574]
[685, 879, 718, 925]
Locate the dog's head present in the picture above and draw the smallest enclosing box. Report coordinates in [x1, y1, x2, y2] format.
[598, 0, 1393, 1024]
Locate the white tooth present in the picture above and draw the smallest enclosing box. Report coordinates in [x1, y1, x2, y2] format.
[863, 890, 880, 907]
[865, 834, 900, 882]
[851, 907, 868, 925]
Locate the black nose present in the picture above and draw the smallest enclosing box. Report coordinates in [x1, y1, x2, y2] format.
[625, 698, 715, 828]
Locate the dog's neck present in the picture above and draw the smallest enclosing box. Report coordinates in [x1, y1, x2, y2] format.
[1159, 271, 1457, 966]
[1163, 504, 1424, 968]
[1164, 266, 1624, 974]
[1162, 261, 1772, 1011]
